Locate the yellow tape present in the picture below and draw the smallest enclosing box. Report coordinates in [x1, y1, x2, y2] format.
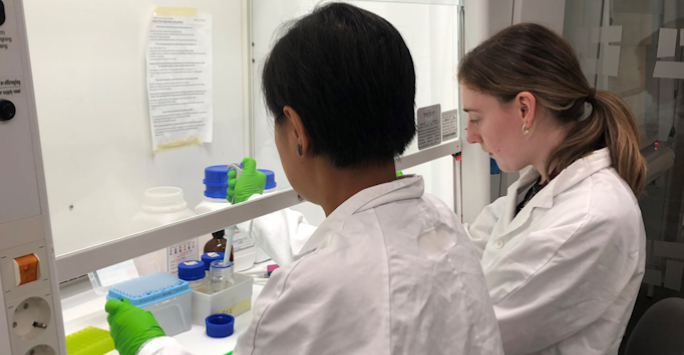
[154, 136, 203, 154]
[154, 7, 198, 17]
[218, 299, 252, 316]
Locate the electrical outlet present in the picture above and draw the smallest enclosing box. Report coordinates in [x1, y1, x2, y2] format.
[12, 296, 51, 340]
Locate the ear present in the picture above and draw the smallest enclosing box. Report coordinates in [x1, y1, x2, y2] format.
[283, 106, 310, 156]
[515, 91, 537, 130]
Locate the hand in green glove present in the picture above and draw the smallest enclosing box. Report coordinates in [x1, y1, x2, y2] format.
[228, 158, 267, 204]
[396, 171, 404, 177]
[105, 299, 166, 355]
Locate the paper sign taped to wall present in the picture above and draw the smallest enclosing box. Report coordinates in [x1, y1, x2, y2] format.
[417, 104, 442, 150]
[147, 12, 212, 153]
[442, 109, 458, 141]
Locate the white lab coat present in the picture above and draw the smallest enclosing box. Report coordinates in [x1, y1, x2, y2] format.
[234, 198, 316, 267]
[138, 176, 503, 355]
[465, 148, 646, 355]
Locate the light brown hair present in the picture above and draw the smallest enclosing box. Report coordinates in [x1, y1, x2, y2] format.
[458, 23, 646, 195]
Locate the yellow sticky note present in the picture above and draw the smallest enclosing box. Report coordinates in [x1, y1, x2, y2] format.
[154, 7, 198, 17]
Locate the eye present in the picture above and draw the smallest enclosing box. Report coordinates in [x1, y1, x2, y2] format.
[469, 119, 481, 125]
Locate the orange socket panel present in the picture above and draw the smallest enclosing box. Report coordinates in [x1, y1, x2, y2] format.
[14, 254, 40, 285]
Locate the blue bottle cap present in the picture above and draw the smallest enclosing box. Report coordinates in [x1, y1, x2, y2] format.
[258, 169, 277, 190]
[206, 313, 235, 338]
[203, 165, 231, 199]
[177, 260, 206, 281]
[202, 252, 225, 271]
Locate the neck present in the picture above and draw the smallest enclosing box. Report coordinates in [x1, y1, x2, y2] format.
[531, 121, 567, 183]
[534, 161, 553, 183]
[312, 160, 398, 216]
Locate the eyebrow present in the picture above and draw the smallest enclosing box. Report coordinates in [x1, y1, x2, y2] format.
[463, 108, 479, 113]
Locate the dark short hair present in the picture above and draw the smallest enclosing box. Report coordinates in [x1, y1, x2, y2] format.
[262, 3, 416, 168]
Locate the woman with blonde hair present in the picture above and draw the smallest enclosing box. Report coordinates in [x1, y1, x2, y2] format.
[460, 23, 647, 355]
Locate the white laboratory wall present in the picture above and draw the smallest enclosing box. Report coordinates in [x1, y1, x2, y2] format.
[459, 0, 510, 222]
[23, 1, 246, 256]
[513, 0, 566, 35]
[251, 0, 460, 224]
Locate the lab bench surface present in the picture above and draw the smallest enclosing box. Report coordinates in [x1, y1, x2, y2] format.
[60, 275, 266, 355]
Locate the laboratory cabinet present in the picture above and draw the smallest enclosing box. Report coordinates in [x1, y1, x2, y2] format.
[0, 0, 471, 354]
[564, 1, 684, 353]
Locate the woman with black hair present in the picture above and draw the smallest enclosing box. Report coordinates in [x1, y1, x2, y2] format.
[104, 3, 503, 355]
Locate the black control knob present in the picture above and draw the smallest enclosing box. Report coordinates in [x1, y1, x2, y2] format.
[0, 99, 16, 121]
[0, 0, 5, 27]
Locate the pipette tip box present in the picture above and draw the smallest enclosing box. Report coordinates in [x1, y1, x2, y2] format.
[108, 272, 192, 336]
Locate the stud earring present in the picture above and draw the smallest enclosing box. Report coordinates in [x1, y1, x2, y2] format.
[522, 125, 530, 136]
[297, 144, 302, 156]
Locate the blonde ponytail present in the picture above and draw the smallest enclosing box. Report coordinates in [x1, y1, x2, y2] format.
[547, 90, 646, 195]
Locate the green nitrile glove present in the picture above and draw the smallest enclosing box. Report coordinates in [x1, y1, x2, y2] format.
[105, 299, 166, 355]
[228, 158, 267, 204]
[396, 171, 404, 177]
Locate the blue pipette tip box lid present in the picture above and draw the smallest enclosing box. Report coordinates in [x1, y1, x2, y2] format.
[206, 313, 235, 338]
[107, 272, 190, 308]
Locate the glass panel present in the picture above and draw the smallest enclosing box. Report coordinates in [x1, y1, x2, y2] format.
[23, 1, 247, 257]
[564, 1, 684, 353]
[251, 0, 462, 223]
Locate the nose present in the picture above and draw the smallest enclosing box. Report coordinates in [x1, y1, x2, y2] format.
[466, 128, 482, 145]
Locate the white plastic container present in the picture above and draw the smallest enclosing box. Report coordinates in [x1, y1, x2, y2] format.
[131, 187, 199, 276]
[194, 196, 232, 248]
[232, 228, 257, 272]
[190, 273, 253, 325]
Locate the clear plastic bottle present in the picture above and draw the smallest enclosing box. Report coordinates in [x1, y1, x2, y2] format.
[201, 252, 224, 271]
[209, 260, 234, 293]
[177, 260, 207, 292]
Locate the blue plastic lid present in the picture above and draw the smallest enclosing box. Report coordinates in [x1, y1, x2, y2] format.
[178, 260, 206, 281]
[206, 313, 235, 338]
[203, 165, 230, 199]
[258, 169, 277, 190]
[202, 252, 225, 271]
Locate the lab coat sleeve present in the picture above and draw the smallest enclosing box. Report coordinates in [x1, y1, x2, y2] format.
[236, 194, 317, 266]
[464, 196, 507, 257]
[489, 211, 643, 355]
[137, 337, 194, 355]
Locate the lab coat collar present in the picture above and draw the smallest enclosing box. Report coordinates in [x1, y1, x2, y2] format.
[502, 148, 612, 234]
[297, 175, 424, 256]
